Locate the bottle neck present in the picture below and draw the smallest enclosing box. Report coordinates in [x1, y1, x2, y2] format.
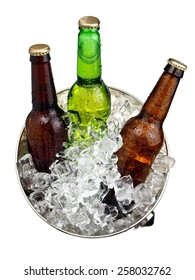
[140, 70, 182, 124]
[77, 27, 102, 82]
[30, 54, 58, 110]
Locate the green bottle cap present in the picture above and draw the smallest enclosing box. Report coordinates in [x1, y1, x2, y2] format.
[78, 16, 100, 29]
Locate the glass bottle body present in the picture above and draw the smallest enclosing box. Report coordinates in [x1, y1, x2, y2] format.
[68, 79, 110, 129]
[67, 24, 111, 141]
[26, 51, 68, 173]
[26, 108, 67, 173]
[116, 114, 164, 186]
[115, 60, 186, 186]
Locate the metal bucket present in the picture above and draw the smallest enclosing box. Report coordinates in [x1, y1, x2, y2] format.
[16, 87, 169, 238]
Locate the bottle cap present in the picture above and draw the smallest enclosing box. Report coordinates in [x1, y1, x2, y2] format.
[29, 44, 50, 56]
[167, 58, 187, 71]
[78, 16, 100, 29]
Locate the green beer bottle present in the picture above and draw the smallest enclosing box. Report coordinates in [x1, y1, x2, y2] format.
[67, 16, 111, 142]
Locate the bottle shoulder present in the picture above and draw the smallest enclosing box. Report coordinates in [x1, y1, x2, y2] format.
[121, 116, 164, 147]
[68, 81, 111, 110]
[69, 79, 110, 94]
[123, 115, 163, 131]
[26, 108, 65, 126]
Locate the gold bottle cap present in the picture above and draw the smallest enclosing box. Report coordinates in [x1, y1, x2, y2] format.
[29, 44, 50, 56]
[168, 58, 187, 71]
[78, 16, 100, 29]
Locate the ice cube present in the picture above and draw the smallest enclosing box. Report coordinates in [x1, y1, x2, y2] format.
[66, 205, 90, 230]
[115, 176, 134, 209]
[30, 172, 57, 191]
[134, 183, 156, 210]
[29, 190, 49, 214]
[107, 116, 120, 133]
[17, 153, 36, 176]
[146, 171, 166, 195]
[77, 157, 96, 176]
[152, 153, 175, 174]
[17, 154, 37, 194]
[50, 160, 72, 177]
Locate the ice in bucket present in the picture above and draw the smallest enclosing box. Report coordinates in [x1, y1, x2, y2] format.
[17, 88, 175, 237]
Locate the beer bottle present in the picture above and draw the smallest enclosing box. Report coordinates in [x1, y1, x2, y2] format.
[26, 44, 68, 173]
[67, 16, 111, 140]
[115, 58, 187, 186]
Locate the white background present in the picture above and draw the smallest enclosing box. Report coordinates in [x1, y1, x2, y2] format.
[1, 0, 194, 279]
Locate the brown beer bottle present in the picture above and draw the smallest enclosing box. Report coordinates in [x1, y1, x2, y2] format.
[115, 58, 187, 186]
[25, 44, 68, 173]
